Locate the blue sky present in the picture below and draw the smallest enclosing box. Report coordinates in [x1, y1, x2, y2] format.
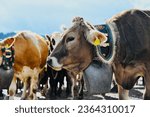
[0, 0, 150, 35]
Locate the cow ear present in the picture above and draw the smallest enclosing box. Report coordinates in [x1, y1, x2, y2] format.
[87, 30, 107, 46]
[3, 37, 15, 48]
[45, 40, 50, 46]
[45, 35, 51, 42]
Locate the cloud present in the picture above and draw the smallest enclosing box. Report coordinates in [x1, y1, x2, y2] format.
[0, 0, 134, 34]
[128, 0, 150, 9]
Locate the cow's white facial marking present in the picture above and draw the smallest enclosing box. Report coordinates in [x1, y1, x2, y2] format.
[47, 57, 63, 71]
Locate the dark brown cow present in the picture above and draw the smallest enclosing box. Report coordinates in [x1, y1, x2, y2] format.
[47, 9, 150, 100]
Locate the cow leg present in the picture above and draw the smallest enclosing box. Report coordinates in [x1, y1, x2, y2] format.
[9, 76, 17, 100]
[0, 84, 3, 97]
[110, 80, 118, 93]
[57, 77, 64, 97]
[50, 78, 57, 98]
[28, 76, 38, 100]
[21, 78, 30, 100]
[118, 85, 129, 100]
[144, 72, 150, 100]
[0, 89, 3, 98]
[66, 76, 72, 97]
[144, 88, 150, 100]
[54, 79, 58, 96]
[70, 77, 76, 99]
[50, 77, 55, 96]
[66, 76, 75, 99]
[47, 77, 56, 99]
[78, 78, 84, 99]
[41, 81, 48, 96]
[16, 79, 22, 94]
[66, 72, 77, 100]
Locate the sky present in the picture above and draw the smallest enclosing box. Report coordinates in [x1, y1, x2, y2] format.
[0, 0, 150, 35]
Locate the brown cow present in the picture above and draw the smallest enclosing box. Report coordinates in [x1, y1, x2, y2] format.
[47, 9, 150, 100]
[0, 31, 49, 99]
[46, 33, 84, 99]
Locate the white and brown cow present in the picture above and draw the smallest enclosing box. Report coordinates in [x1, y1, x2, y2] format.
[48, 9, 150, 100]
[0, 31, 49, 99]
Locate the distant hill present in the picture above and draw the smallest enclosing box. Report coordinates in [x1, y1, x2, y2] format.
[0, 32, 16, 41]
[0, 32, 45, 41]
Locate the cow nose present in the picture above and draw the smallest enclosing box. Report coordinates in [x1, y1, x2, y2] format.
[47, 56, 52, 66]
[47, 56, 63, 70]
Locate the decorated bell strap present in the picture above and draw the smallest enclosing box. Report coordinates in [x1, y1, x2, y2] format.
[1, 44, 15, 70]
[5, 49, 12, 58]
[11, 45, 15, 66]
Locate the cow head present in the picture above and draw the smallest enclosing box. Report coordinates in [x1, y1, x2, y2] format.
[47, 17, 107, 73]
[45, 32, 63, 52]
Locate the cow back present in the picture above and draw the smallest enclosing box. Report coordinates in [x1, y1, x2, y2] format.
[12, 32, 49, 72]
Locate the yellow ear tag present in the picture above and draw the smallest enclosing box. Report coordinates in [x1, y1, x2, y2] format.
[93, 38, 101, 46]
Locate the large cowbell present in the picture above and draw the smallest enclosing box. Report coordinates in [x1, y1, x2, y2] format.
[83, 60, 112, 95]
[0, 68, 14, 90]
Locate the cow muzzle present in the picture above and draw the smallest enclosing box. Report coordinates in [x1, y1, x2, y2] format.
[47, 56, 63, 71]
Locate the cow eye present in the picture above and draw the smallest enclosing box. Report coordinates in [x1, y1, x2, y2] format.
[66, 37, 75, 43]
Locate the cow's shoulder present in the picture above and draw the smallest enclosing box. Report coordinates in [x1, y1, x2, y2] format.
[15, 31, 39, 41]
[107, 9, 150, 23]
[129, 9, 150, 19]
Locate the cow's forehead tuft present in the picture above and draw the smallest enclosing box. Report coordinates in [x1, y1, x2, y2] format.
[72, 17, 84, 24]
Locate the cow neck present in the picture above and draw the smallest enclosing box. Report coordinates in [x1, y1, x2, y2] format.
[94, 23, 117, 64]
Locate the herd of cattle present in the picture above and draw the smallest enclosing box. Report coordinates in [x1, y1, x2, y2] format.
[0, 9, 149, 100]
